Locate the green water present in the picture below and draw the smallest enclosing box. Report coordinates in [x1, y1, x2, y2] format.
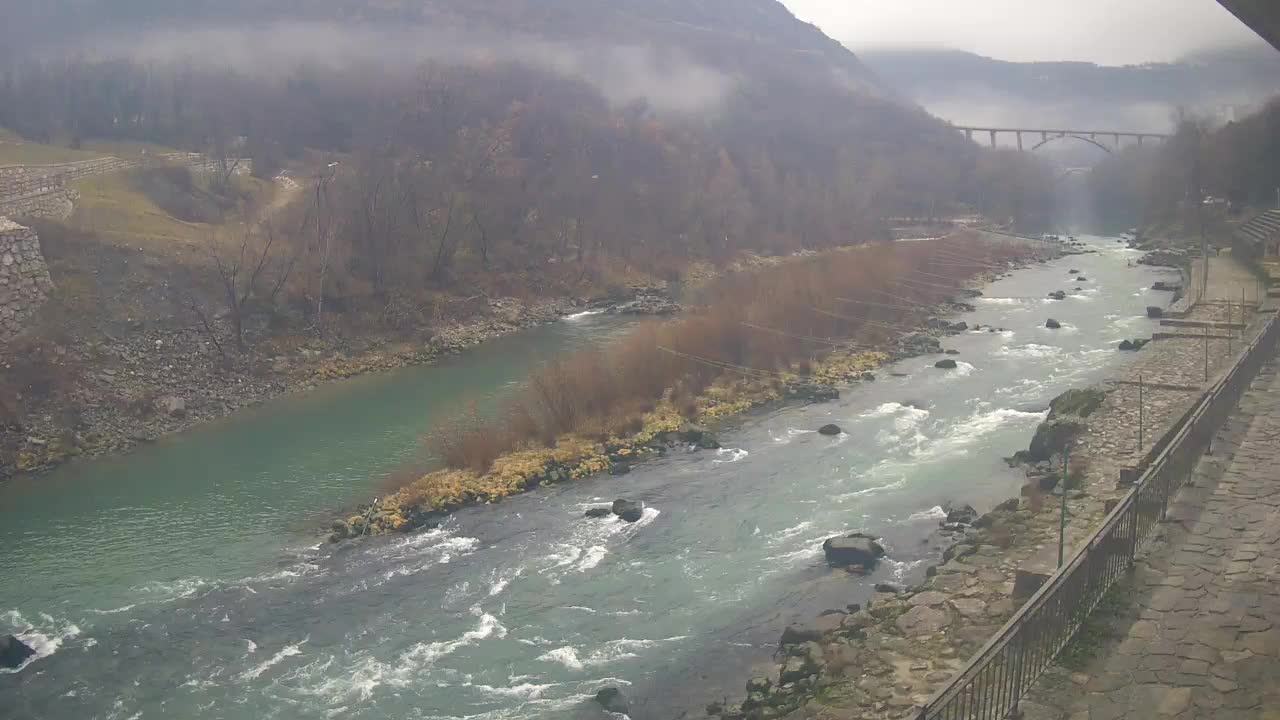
[0, 311, 631, 614]
[0, 240, 1184, 720]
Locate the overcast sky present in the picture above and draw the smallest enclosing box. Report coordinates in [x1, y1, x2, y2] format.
[780, 0, 1265, 65]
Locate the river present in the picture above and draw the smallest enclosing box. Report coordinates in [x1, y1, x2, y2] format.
[1, 236, 1176, 720]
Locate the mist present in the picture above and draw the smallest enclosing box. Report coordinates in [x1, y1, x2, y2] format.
[47, 22, 738, 116]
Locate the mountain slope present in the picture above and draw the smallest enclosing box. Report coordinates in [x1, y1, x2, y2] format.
[860, 45, 1280, 131]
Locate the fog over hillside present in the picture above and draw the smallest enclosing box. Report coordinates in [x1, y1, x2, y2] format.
[860, 43, 1280, 134]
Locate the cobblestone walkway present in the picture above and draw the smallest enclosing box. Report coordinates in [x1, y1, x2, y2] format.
[1026, 359, 1280, 719]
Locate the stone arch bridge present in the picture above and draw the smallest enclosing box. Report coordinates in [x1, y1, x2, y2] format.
[950, 125, 1171, 153]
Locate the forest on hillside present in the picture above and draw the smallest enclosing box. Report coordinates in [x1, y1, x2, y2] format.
[1088, 97, 1280, 231]
[0, 1, 1057, 339]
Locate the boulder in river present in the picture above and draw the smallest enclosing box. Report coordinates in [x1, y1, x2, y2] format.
[594, 687, 631, 715]
[822, 533, 885, 570]
[1146, 306, 1164, 319]
[779, 625, 822, 646]
[611, 499, 644, 523]
[677, 422, 720, 449]
[943, 501, 979, 525]
[1151, 281, 1180, 292]
[1076, 276, 1088, 282]
[817, 424, 842, 436]
[934, 359, 958, 369]
[584, 507, 613, 518]
[944, 349, 960, 355]
[0, 635, 35, 669]
[1068, 269, 1080, 274]
[1047, 290, 1066, 300]
[898, 333, 943, 357]
[1045, 318, 1061, 329]
[1026, 418, 1086, 462]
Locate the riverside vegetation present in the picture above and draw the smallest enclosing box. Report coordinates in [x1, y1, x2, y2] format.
[1, 0, 1066, 481]
[333, 233, 1045, 540]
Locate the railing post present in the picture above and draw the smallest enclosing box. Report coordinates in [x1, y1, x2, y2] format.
[1127, 502, 1139, 567]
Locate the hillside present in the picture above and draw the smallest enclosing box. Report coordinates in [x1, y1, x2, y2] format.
[0, 0, 1058, 478]
[860, 44, 1280, 131]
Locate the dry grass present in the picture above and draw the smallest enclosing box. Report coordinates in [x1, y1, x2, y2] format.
[0, 140, 105, 166]
[0, 133, 177, 166]
[426, 234, 1035, 474]
[69, 173, 273, 255]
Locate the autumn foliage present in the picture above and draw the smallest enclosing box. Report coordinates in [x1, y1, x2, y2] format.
[426, 234, 1039, 473]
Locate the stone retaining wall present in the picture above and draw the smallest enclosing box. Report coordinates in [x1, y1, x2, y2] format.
[0, 154, 251, 222]
[0, 157, 139, 196]
[0, 188, 78, 220]
[0, 217, 53, 342]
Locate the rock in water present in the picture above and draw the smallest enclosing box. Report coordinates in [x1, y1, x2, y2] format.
[584, 507, 613, 518]
[1118, 339, 1135, 351]
[1045, 318, 1062, 329]
[822, 533, 885, 570]
[1076, 276, 1088, 282]
[1068, 269, 1080, 274]
[0, 635, 35, 669]
[611, 499, 644, 523]
[678, 422, 721, 449]
[934, 358, 958, 369]
[1146, 306, 1164, 318]
[1026, 418, 1086, 462]
[1048, 387, 1106, 418]
[594, 687, 630, 715]
[817, 424, 842, 436]
[943, 501, 978, 525]
[1047, 290, 1066, 300]
[779, 626, 822, 646]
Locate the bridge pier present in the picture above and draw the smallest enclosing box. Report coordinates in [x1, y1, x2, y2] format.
[965, 128, 973, 142]
[1016, 131, 1023, 151]
[989, 129, 998, 148]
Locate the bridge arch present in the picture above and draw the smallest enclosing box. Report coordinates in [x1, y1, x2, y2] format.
[1031, 134, 1113, 154]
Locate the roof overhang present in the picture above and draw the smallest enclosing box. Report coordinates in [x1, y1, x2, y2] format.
[1218, 1, 1280, 52]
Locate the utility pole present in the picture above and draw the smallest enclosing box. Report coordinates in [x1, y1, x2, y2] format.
[1189, 123, 1209, 301]
[1059, 443, 1071, 569]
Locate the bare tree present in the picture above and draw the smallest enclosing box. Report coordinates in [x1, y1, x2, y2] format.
[310, 164, 338, 329]
[194, 218, 285, 352]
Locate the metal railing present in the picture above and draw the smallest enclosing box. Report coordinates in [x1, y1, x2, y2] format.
[917, 306, 1280, 720]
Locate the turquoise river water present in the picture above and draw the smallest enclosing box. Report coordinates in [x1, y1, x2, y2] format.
[0, 236, 1177, 720]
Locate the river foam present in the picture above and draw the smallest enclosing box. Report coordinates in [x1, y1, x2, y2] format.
[0, 610, 82, 674]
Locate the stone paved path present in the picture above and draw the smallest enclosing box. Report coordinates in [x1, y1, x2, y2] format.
[1026, 359, 1280, 719]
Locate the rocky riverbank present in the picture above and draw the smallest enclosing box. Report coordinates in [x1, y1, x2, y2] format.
[334, 237, 1075, 541]
[3, 239, 950, 482]
[702, 251, 1267, 720]
[1, 293, 673, 480]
